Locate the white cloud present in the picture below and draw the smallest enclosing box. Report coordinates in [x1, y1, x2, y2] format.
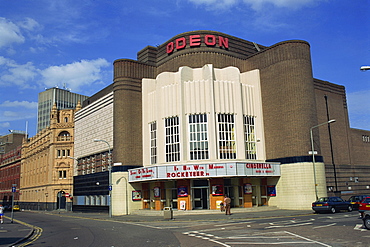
[0, 56, 111, 91]
[0, 122, 10, 128]
[0, 110, 36, 122]
[188, 0, 322, 10]
[0, 56, 38, 88]
[40, 58, 110, 91]
[17, 17, 40, 31]
[0, 17, 25, 48]
[0, 100, 38, 123]
[188, 0, 237, 9]
[0, 100, 38, 109]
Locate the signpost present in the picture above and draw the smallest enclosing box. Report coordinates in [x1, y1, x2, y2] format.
[10, 184, 16, 223]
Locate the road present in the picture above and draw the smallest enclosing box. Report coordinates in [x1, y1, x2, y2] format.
[6, 210, 370, 247]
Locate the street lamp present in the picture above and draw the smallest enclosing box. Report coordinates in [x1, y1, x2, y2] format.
[360, 66, 370, 71]
[310, 119, 336, 200]
[93, 139, 112, 218]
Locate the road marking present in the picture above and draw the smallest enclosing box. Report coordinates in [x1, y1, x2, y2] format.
[284, 231, 332, 247]
[313, 223, 336, 229]
[354, 224, 368, 231]
[265, 222, 313, 228]
[208, 238, 231, 247]
[225, 241, 315, 244]
[214, 221, 255, 227]
[231, 236, 294, 239]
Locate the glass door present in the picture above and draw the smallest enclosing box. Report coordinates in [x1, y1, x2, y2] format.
[192, 187, 209, 209]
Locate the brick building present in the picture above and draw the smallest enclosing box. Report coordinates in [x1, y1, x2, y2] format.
[0, 132, 25, 207]
[73, 31, 370, 215]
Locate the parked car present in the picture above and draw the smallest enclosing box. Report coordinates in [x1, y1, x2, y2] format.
[312, 196, 353, 213]
[12, 205, 20, 211]
[347, 195, 370, 210]
[362, 211, 370, 230]
[359, 197, 370, 218]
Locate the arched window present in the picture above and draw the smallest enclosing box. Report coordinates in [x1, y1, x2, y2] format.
[58, 131, 71, 141]
[59, 131, 70, 137]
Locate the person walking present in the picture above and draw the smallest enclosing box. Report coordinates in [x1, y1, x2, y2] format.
[224, 195, 231, 215]
[0, 204, 4, 224]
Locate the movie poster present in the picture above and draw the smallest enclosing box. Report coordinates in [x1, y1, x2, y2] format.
[178, 186, 188, 197]
[132, 190, 142, 201]
[212, 185, 223, 195]
[244, 183, 252, 194]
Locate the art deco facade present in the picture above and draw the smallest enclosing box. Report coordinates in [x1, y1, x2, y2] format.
[72, 31, 370, 215]
[20, 103, 80, 210]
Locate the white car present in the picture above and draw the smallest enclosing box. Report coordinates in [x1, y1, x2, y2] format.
[363, 211, 370, 230]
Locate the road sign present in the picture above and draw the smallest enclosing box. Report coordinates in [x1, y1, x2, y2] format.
[108, 186, 112, 191]
[12, 187, 16, 193]
[65, 193, 70, 197]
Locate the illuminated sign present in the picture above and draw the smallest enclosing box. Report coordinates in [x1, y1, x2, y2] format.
[128, 162, 280, 182]
[166, 34, 229, 54]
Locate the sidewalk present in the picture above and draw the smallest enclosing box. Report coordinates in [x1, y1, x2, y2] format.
[0, 215, 34, 247]
[0, 207, 314, 247]
[42, 206, 314, 222]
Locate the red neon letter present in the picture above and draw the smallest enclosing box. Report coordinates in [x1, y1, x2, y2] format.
[218, 36, 229, 48]
[166, 42, 174, 54]
[204, 35, 216, 46]
[176, 37, 186, 50]
[189, 35, 201, 47]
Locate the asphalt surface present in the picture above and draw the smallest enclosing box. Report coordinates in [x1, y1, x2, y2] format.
[0, 206, 314, 247]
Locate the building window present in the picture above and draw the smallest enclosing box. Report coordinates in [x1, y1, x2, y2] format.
[59, 170, 67, 179]
[165, 116, 180, 162]
[189, 114, 209, 160]
[150, 122, 157, 164]
[217, 114, 236, 159]
[244, 115, 257, 160]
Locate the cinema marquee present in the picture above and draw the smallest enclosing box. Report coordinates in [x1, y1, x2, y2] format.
[166, 34, 229, 54]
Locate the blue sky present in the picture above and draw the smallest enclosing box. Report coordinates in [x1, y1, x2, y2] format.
[0, 0, 369, 137]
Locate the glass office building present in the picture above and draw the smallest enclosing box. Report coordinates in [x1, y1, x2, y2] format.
[37, 87, 88, 133]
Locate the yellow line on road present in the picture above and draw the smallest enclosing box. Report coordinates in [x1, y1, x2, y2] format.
[6, 217, 43, 247]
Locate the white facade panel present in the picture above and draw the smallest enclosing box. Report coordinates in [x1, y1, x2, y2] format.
[74, 92, 114, 159]
[142, 64, 266, 166]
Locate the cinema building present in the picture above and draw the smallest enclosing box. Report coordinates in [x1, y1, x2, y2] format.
[73, 31, 370, 214]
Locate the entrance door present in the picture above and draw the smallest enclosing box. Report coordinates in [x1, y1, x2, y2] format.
[224, 186, 235, 207]
[171, 188, 178, 209]
[193, 188, 209, 209]
[252, 185, 259, 206]
[57, 191, 66, 209]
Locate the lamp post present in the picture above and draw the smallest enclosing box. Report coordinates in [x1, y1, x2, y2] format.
[310, 119, 336, 200]
[93, 139, 112, 218]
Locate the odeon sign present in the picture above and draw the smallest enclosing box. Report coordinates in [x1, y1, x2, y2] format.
[128, 162, 280, 182]
[166, 34, 229, 54]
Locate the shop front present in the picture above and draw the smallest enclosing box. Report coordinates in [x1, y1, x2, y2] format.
[128, 162, 280, 210]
